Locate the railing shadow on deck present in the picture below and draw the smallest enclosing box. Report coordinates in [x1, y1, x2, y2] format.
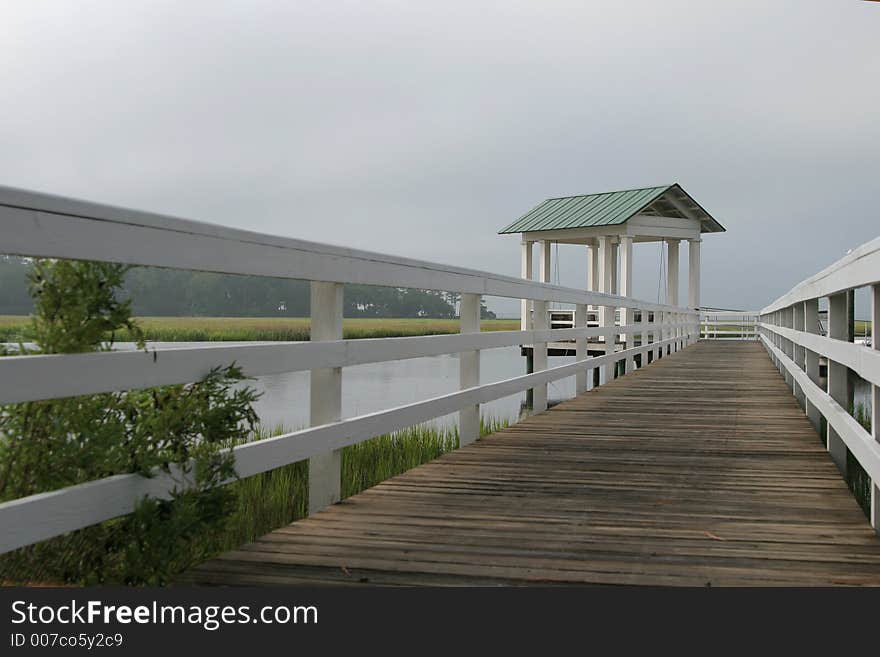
[0, 185, 699, 555]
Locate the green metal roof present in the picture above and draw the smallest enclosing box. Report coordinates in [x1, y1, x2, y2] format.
[498, 183, 725, 234]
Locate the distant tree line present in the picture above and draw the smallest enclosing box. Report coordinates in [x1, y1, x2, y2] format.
[0, 256, 496, 319]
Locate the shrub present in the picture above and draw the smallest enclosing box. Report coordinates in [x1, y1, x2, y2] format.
[0, 260, 258, 585]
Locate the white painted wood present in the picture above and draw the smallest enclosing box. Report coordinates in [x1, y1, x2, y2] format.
[597, 236, 614, 384]
[0, 183, 706, 553]
[803, 299, 822, 430]
[639, 306, 649, 367]
[520, 241, 533, 331]
[0, 333, 684, 554]
[0, 323, 683, 405]
[539, 240, 552, 284]
[688, 238, 701, 310]
[655, 311, 664, 361]
[586, 241, 598, 294]
[308, 281, 344, 515]
[0, 190, 681, 314]
[666, 239, 680, 307]
[532, 299, 549, 412]
[575, 304, 588, 394]
[759, 324, 880, 389]
[628, 213, 701, 233]
[761, 236, 880, 314]
[792, 303, 806, 407]
[826, 293, 849, 475]
[873, 284, 880, 532]
[700, 311, 759, 341]
[521, 220, 701, 244]
[459, 293, 481, 446]
[611, 242, 619, 295]
[761, 335, 880, 485]
[620, 236, 634, 373]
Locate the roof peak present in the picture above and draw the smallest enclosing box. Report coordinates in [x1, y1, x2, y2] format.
[544, 183, 675, 202]
[498, 183, 725, 235]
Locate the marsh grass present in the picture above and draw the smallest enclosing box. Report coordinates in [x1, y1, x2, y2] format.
[846, 402, 873, 518]
[1, 418, 508, 583]
[212, 418, 507, 555]
[0, 315, 520, 343]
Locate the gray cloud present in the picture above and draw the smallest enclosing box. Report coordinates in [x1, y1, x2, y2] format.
[1, 0, 878, 315]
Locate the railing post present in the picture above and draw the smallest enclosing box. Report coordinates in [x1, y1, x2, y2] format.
[677, 311, 683, 350]
[871, 283, 879, 534]
[597, 235, 614, 384]
[459, 293, 481, 446]
[532, 299, 549, 411]
[600, 301, 614, 383]
[784, 306, 795, 391]
[308, 280, 344, 515]
[803, 298, 822, 429]
[792, 302, 806, 409]
[656, 311, 664, 361]
[624, 304, 635, 373]
[826, 293, 849, 475]
[638, 307, 647, 368]
[520, 241, 533, 332]
[575, 303, 588, 394]
[619, 235, 634, 373]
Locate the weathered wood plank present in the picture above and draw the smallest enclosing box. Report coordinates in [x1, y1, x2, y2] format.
[182, 342, 880, 587]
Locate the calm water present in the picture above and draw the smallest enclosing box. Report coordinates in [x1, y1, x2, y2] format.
[254, 347, 583, 431]
[134, 343, 581, 432]
[9, 340, 871, 431]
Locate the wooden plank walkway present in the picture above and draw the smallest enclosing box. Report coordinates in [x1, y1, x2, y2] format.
[182, 341, 880, 586]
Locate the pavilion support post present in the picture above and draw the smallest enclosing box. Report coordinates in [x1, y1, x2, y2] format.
[804, 299, 822, 431]
[611, 242, 619, 295]
[587, 241, 599, 290]
[459, 293, 481, 446]
[520, 241, 533, 332]
[666, 239, 680, 355]
[827, 293, 850, 475]
[871, 284, 880, 534]
[308, 281, 344, 515]
[620, 235, 634, 373]
[688, 237, 701, 316]
[532, 299, 548, 412]
[597, 236, 614, 384]
[540, 240, 551, 284]
[575, 303, 588, 394]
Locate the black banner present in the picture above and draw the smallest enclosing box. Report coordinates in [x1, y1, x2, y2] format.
[0, 586, 873, 653]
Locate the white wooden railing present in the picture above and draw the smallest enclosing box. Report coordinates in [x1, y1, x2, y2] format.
[0, 185, 699, 554]
[700, 310, 759, 340]
[759, 236, 880, 532]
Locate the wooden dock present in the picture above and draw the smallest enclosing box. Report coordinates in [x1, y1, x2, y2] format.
[183, 341, 880, 586]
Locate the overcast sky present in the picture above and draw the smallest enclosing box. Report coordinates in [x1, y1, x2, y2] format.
[1, 1, 878, 315]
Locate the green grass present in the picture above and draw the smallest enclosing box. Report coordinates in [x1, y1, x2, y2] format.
[847, 402, 872, 518]
[1, 418, 508, 584]
[215, 418, 507, 555]
[0, 315, 520, 343]
[816, 403, 873, 520]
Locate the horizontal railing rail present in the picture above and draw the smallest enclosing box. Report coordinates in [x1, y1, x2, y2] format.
[0, 185, 700, 554]
[758, 236, 880, 532]
[700, 310, 759, 340]
[0, 321, 689, 405]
